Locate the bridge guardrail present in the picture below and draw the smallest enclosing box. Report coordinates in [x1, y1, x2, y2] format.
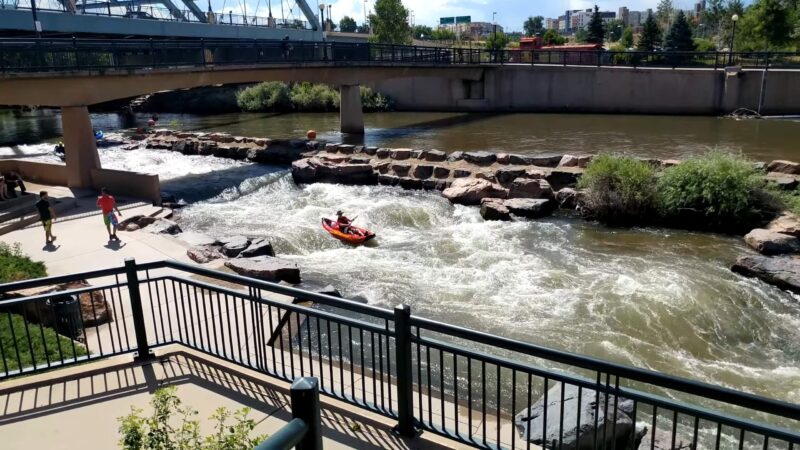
[0, 258, 798, 449]
[1, 37, 799, 73]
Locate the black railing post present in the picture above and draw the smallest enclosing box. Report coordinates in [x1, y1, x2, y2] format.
[124, 258, 152, 361]
[291, 377, 322, 450]
[200, 38, 206, 66]
[394, 304, 415, 437]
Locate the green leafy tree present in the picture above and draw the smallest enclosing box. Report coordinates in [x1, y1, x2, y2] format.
[412, 25, 433, 39]
[586, 5, 605, 44]
[702, 0, 727, 36]
[664, 10, 696, 51]
[339, 15, 357, 32]
[431, 28, 456, 41]
[356, 24, 370, 33]
[523, 16, 544, 36]
[485, 32, 511, 51]
[656, 0, 674, 27]
[735, 0, 794, 50]
[369, 0, 412, 44]
[541, 29, 567, 46]
[606, 19, 625, 41]
[621, 26, 634, 48]
[637, 14, 663, 51]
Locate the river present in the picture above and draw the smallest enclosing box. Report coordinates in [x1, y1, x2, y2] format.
[3, 109, 800, 161]
[2, 109, 800, 408]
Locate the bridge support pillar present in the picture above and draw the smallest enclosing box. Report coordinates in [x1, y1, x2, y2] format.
[62, 106, 101, 188]
[339, 85, 364, 134]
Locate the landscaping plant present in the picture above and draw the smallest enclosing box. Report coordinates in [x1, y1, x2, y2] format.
[578, 154, 657, 226]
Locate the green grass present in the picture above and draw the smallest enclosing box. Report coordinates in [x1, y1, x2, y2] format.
[0, 242, 46, 283]
[577, 154, 658, 225]
[1, 313, 88, 372]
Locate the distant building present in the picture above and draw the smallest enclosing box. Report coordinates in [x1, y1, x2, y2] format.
[618, 7, 629, 26]
[545, 18, 559, 30]
[439, 21, 504, 39]
[567, 9, 616, 31]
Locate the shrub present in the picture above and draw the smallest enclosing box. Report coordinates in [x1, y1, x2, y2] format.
[236, 81, 291, 112]
[118, 386, 266, 450]
[577, 154, 657, 225]
[290, 82, 340, 111]
[656, 151, 766, 230]
[360, 86, 394, 112]
[0, 242, 46, 283]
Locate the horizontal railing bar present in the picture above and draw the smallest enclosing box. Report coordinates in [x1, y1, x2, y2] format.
[160, 260, 395, 319]
[0, 265, 126, 294]
[253, 418, 309, 450]
[412, 316, 800, 421]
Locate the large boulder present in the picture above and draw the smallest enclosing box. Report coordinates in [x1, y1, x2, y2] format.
[290, 157, 377, 185]
[442, 178, 508, 205]
[529, 154, 565, 168]
[421, 149, 447, 162]
[187, 245, 223, 264]
[743, 229, 800, 255]
[766, 212, 800, 237]
[546, 170, 581, 190]
[433, 166, 451, 178]
[765, 173, 799, 191]
[146, 218, 182, 235]
[515, 383, 634, 450]
[556, 188, 579, 209]
[225, 256, 301, 284]
[508, 178, 555, 199]
[463, 151, 497, 165]
[293, 283, 342, 303]
[412, 164, 435, 179]
[390, 148, 413, 160]
[636, 428, 693, 450]
[240, 238, 276, 258]
[496, 168, 527, 184]
[731, 255, 800, 294]
[222, 235, 251, 257]
[767, 160, 800, 175]
[504, 198, 556, 218]
[480, 198, 511, 221]
[559, 155, 593, 168]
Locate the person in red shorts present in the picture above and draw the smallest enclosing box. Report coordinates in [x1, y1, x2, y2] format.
[96, 187, 123, 241]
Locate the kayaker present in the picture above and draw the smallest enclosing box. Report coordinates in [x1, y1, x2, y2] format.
[336, 211, 352, 234]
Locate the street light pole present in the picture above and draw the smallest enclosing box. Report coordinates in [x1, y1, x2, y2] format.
[729, 13, 739, 66]
[319, 3, 325, 32]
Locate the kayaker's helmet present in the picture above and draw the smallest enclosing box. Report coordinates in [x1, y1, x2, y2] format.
[336, 210, 343, 216]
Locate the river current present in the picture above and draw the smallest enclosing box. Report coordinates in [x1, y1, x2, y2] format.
[4, 140, 799, 406]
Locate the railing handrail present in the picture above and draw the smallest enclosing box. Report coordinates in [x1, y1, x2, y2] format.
[1, 257, 799, 425]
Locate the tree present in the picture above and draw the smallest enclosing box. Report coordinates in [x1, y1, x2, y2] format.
[431, 28, 456, 41]
[621, 26, 634, 48]
[357, 24, 370, 33]
[656, 0, 674, 27]
[735, 0, 794, 50]
[702, 0, 727, 36]
[664, 10, 696, 51]
[339, 15, 357, 32]
[485, 32, 511, 51]
[606, 19, 625, 41]
[369, 0, 411, 44]
[638, 14, 663, 50]
[541, 29, 567, 46]
[586, 5, 605, 44]
[412, 25, 433, 39]
[523, 16, 544, 37]
[575, 28, 589, 43]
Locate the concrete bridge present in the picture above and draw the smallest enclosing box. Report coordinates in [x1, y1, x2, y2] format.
[2, 37, 800, 193]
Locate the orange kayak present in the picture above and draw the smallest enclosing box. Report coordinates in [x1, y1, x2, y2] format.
[321, 218, 376, 245]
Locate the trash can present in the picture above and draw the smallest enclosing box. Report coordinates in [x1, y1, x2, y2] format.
[48, 295, 83, 340]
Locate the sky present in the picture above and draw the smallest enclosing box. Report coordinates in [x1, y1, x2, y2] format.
[207, 0, 750, 33]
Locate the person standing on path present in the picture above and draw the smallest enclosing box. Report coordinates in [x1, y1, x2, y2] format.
[97, 187, 123, 241]
[36, 191, 56, 245]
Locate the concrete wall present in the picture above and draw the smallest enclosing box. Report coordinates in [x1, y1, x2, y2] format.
[373, 66, 800, 115]
[0, 160, 161, 204]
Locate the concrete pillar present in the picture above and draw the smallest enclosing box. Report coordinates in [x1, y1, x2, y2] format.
[339, 84, 364, 134]
[61, 106, 101, 188]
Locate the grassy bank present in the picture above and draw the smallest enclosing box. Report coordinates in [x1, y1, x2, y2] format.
[0, 242, 89, 372]
[579, 152, 781, 232]
[236, 82, 393, 113]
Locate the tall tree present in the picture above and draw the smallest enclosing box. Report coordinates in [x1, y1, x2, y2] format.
[369, 0, 411, 44]
[656, 0, 674, 27]
[412, 25, 433, 39]
[621, 26, 634, 48]
[702, 0, 726, 35]
[664, 10, 696, 50]
[735, 0, 794, 50]
[586, 5, 605, 44]
[606, 19, 625, 41]
[485, 32, 511, 51]
[637, 14, 663, 50]
[542, 29, 567, 46]
[339, 15, 357, 33]
[523, 16, 544, 37]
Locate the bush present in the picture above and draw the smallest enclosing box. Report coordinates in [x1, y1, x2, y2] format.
[236, 81, 291, 112]
[578, 154, 657, 225]
[290, 82, 340, 111]
[119, 386, 266, 450]
[360, 86, 394, 112]
[693, 38, 717, 52]
[0, 242, 46, 283]
[1, 313, 88, 371]
[657, 151, 766, 230]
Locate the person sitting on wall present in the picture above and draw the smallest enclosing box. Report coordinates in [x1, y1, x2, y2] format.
[4, 171, 27, 197]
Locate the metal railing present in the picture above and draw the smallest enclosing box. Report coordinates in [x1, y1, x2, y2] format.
[254, 377, 321, 450]
[1, 37, 799, 74]
[0, 258, 798, 450]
